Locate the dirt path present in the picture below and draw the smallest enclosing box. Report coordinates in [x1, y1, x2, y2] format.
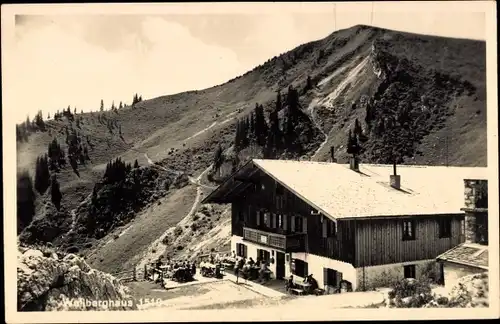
[136, 162, 214, 270]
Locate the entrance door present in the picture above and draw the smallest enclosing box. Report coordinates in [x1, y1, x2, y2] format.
[276, 252, 285, 280]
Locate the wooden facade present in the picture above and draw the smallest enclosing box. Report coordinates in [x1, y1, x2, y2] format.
[225, 165, 465, 268]
[353, 215, 465, 267]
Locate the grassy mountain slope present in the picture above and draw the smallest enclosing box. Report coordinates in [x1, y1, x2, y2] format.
[16, 25, 486, 274]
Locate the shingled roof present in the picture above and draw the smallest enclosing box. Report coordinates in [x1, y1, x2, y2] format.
[436, 243, 489, 270]
[203, 159, 488, 220]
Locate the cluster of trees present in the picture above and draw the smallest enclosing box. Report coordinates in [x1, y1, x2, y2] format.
[31, 155, 63, 209]
[103, 157, 139, 184]
[85, 158, 149, 236]
[232, 85, 309, 162]
[53, 106, 75, 121]
[65, 129, 91, 175]
[16, 111, 47, 142]
[132, 93, 143, 106]
[47, 138, 66, 170]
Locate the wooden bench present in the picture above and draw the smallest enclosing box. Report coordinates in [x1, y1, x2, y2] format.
[290, 288, 305, 295]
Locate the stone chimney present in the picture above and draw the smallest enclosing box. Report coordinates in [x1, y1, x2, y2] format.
[330, 146, 337, 163]
[390, 163, 400, 189]
[390, 175, 401, 189]
[349, 156, 359, 171]
[462, 179, 488, 245]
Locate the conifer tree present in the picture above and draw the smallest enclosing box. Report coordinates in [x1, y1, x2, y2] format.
[17, 171, 36, 234]
[354, 118, 362, 136]
[347, 129, 361, 158]
[284, 86, 300, 150]
[100, 99, 104, 112]
[249, 111, 256, 139]
[133, 159, 139, 168]
[25, 116, 31, 131]
[34, 155, 51, 194]
[213, 144, 224, 176]
[50, 175, 62, 210]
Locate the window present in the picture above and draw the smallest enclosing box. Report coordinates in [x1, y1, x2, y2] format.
[263, 212, 270, 228]
[324, 268, 338, 286]
[402, 220, 416, 241]
[236, 243, 247, 258]
[404, 265, 416, 279]
[257, 249, 270, 264]
[294, 216, 304, 233]
[277, 214, 283, 229]
[438, 218, 452, 238]
[291, 259, 308, 278]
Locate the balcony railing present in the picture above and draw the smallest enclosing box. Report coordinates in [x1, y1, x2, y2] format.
[242, 227, 306, 252]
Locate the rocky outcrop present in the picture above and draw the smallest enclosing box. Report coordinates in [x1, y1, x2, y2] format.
[369, 41, 387, 80]
[17, 246, 137, 311]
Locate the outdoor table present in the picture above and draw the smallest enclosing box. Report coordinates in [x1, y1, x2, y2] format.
[222, 261, 235, 269]
[294, 281, 312, 294]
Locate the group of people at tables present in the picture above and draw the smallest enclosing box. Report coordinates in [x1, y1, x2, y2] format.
[152, 257, 196, 284]
[285, 274, 320, 295]
[232, 254, 273, 283]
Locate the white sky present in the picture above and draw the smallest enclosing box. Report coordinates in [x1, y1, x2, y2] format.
[2, 2, 488, 123]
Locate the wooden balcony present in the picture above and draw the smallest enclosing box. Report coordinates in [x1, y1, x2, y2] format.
[242, 227, 306, 252]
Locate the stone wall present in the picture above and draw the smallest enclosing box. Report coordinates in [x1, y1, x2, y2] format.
[356, 259, 440, 291]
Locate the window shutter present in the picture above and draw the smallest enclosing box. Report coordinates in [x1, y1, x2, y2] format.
[304, 262, 309, 276]
[323, 268, 328, 287]
[291, 216, 296, 232]
[322, 221, 327, 238]
[244, 245, 248, 258]
[271, 214, 276, 228]
[283, 215, 288, 231]
[303, 217, 307, 232]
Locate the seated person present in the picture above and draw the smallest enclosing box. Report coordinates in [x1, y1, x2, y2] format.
[285, 275, 294, 291]
[155, 257, 164, 269]
[238, 257, 246, 269]
[259, 262, 269, 282]
[248, 257, 255, 266]
[308, 274, 319, 291]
